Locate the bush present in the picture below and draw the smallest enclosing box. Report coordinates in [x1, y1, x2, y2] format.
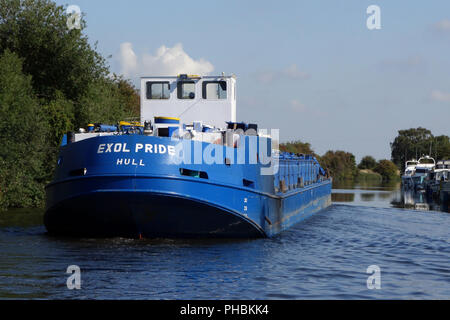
[358, 156, 377, 170]
[0, 50, 47, 209]
[279, 140, 315, 155]
[374, 160, 399, 181]
[319, 150, 358, 180]
[357, 170, 382, 181]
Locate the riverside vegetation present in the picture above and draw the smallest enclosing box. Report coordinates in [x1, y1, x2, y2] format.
[0, 0, 139, 210]
[279, 144, 395, 183]
[281, 127, 449, 185]
[1, 1, 449, 210]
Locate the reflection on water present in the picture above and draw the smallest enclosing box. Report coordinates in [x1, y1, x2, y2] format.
[391, 190, 445, 212]
[333, 180, 400, 191]
[332, 193, 355, 202]
[332, 180, 449, 213]
[360, 193, 375, 201]
[0, 208, 45, 228]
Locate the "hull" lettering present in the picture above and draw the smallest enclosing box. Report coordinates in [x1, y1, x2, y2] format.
[116, 158, 145, 166]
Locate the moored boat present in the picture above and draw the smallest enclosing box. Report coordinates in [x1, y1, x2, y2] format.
[401, 159, 418, 190]
[440, 181, 450, 213]
[409, 156, 435, 192]
[425, 160, 450, 197]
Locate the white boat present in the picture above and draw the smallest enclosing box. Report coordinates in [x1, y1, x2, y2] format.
[433, 160, 450, 180]
[426, 160, 450, 195]
[401, 159, 418, 189]
[411, 156, 436, 191]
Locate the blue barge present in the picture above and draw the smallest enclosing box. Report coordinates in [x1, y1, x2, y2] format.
[44, 74, 331, 238]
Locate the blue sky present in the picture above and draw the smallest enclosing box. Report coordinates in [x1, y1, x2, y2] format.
[55, 0, 450, 161]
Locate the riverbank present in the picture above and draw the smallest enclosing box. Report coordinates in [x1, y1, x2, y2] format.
[357, 169, 383, 183]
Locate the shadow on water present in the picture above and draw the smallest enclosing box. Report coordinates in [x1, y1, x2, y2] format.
[332, 180, 449, 213]
[0, 208, 259, 248]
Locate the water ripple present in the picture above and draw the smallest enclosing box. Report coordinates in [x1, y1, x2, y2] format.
[0, 200, 449, 299]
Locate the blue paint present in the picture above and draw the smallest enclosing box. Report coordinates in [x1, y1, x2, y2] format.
[98, 124, 118, 132]
[45, 134, 332, 238]
[154, 117, 180, 124]
[60, 134, 67, 147]
[167, 126, 179, 136]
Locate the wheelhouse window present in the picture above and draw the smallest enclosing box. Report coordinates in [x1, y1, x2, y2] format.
[177, 81, 195, 99]
[202, 81, 227, 99]
[146, 82, 170, 99]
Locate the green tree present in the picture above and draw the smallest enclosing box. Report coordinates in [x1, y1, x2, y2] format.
[280, 140, 315, 155]
[391, 128, 450, 170]
[43, 91, 75, 146]
[75, 77, 139, 128]
[0, 0, 140, 209]
[319, 150, 358, 180]
[0, 0, 139, 129]
[0, 0, 108, 102]
[434, 135, 450, 160]
[374, 160, 399, 181]
[113, 74, 140, 118]
[358, 155, 377, 170]
[0, 50, 47, 209]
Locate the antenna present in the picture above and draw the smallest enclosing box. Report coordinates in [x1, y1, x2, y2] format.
[435, 139, 438, 160]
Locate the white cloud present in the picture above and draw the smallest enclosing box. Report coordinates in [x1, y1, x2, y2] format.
[431, 90, 450, 102]
[255, 64, 310, 83]
[118, 42, 137, 78]
[118, 42, 214, 80]
[433, 19, 450, 32]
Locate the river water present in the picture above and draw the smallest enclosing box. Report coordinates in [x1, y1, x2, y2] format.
[0, 182, 449, 299]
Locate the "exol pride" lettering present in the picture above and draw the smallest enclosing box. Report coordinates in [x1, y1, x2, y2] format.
[97, 143, 176, 156]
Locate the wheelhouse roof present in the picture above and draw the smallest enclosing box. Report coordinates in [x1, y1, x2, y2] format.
[140, 75, 236, 79]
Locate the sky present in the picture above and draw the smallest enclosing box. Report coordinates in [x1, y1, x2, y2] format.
[55, 0, 450, 161]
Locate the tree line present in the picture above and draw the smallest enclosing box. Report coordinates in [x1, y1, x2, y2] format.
[279, 142, 400, 182]
[390, 127, 449, 171]
[281, 127, 449, 183]
[0, 0, 139, 209]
